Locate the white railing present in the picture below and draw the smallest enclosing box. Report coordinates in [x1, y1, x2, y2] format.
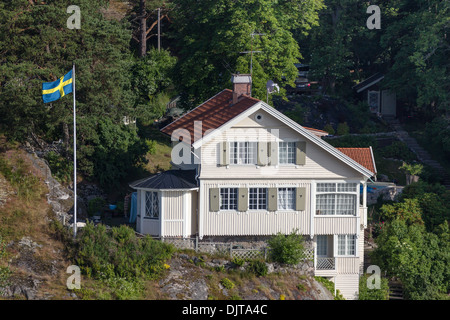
[316, 257, 336, 270]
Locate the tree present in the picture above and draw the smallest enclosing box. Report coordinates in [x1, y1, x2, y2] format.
[379, 0, 450, 114]
[372, 219, 450, 299]
[170, 0, 324, 107]
[0, 0, 148, 188]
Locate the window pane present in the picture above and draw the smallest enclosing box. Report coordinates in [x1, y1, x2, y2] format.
[145, 191, 158, 218]
[347, 235, 356, 255]
[316, 194, 335, 215]
[317, 183, 336, 192]
[220, 188, 237, 210]
[278, 188, 295, 210]
[337, 183, 357, 192]
[336, 194, 356, 215]
[317, 235, 328, 256]
[249, 188, 267, 210]
[338, 235, 346, 255]
[279, 142, 296, 164]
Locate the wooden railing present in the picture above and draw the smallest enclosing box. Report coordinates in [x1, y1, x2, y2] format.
[316, 257, 336, 270]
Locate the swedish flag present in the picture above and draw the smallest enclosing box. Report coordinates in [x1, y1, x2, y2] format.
[42, 69, 73, 103]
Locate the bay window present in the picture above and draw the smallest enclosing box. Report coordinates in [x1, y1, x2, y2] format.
[316, 182, 358, 216]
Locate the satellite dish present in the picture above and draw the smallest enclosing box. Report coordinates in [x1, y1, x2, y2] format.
[266, 80, 280, 93]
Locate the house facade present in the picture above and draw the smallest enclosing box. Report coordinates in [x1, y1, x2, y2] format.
[130, 74, 377, 300]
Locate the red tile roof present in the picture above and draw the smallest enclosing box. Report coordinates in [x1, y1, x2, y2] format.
[161, 89, 260, 142]
[336, 148, 377, 174]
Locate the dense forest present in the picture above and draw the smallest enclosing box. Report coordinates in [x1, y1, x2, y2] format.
[0, 0, 449, 299]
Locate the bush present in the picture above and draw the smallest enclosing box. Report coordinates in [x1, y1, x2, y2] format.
[268, 229, 305, 265]
[378, 141, 417, 162]
[323, 123, 335, 135]
[314, 276, 345, 300]
[44, 151, 73, 184]
[75, 222, 174, 281]
[336, 122, 350, 135]
[358, 274, 389, 300]
[87, 197, 105, 217]
[220, 278, 235, 290]
[246, 260, 268, 277]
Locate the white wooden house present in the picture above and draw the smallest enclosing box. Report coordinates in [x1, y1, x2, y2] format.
[130, 74, 377, 300]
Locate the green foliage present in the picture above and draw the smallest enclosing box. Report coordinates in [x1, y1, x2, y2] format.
[424, 117, 450, 158]
[336, 122, 350, 136]
[44, 151, 73, 184]
[145, 140, 157, 155]
[372, 220, 450, 299]
[399, 162, 423, 176]
[0, 236, 11, 294]
[358, 274, 389, 300]
[87, 197, 105, 217]
[268, 229, 305, 265]
[378, 198, 424, 226]
[75, 223, 175, 281]
[231, 257, 245, 267]
[323, 124, 335, 135]
[378, 142, 417, 162]
[314, 276, 345, 300]
[171, 0, 325, 106]
[325, 135, 377, 148]
[89, 118, 149, 189]
[220, 277, 235, 290]
[246, 260, 268, 277]
[0, 155, 43, 202]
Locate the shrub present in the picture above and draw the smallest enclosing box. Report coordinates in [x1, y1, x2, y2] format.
[268, 229, 305, 265]
[220, 278, 235, 290]
[44, 151, 73, 184]
[323, 123, 335, 135]
[315, 276, 345, 300]
[75, 222, 174, 281]
[336, 122, 350, 135]
[87, 197, 105, 217]
[358, 274, 389, 300]
[231, 257, 245, 267]
[246, 260, 268, 277]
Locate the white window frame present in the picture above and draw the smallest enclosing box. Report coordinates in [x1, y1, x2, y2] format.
[315, 182, 359, 216]
[229, 141, 257, 165]
[145, 191, 159, 219]
[277, 187, 296, 211]
[336, 234, 357, 257]
[278, 141, 296, 165]
[219, 187, 238, 211]
[249, 187, 268, 210]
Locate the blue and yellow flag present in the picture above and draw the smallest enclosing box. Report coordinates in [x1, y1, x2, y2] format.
[42, 69, 73, 103]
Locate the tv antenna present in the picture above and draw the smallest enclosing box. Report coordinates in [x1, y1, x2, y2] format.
[240, 32, 265, 95]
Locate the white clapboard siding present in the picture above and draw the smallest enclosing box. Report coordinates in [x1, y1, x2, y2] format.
[336, 257, 361, 274]
[334, 274, 360, 300]
[314, 216, 358, 235]
[199, 124, 361, 180]
[201, 179, 311, 236]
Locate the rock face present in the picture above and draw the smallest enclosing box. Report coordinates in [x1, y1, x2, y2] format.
[159, 253, 335, 300]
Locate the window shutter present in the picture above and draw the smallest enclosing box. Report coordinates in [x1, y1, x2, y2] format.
[257, 142, 268, 166]
[268, 188, 277, 211]
[209, 188, 220, 212]
[295, 187, 306, 211]
[219, 142, 229, 166]
[268, 141, 278, 166]
[238, 188, 248, 211]
[295, 141, 306, 165]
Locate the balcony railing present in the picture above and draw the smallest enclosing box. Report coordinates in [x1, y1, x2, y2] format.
[316, 257, 336, 270]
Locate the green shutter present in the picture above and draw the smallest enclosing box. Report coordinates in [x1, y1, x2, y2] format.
[296, 141, 306, 165]
[219, 142, 229, 166]
[268, 188, 278, 211]
[209, 188, 220, 212]
[238, 188, 248, 211]
[295, 187, 306, 211]
[257, 142, 268, 166]
[268, 141, 278, 166]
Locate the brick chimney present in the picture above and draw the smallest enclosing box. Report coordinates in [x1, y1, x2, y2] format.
[231, 74, 252, 104]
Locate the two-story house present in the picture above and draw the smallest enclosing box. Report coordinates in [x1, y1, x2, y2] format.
[129, 74, 376, 300]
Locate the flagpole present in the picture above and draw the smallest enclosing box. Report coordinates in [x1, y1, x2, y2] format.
[73, 62, 77, 238]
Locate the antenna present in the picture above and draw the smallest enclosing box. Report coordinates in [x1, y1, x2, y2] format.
[239, 31, 265, 96]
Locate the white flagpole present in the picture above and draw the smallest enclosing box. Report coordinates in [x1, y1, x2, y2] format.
[73, 63, 77, 238]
